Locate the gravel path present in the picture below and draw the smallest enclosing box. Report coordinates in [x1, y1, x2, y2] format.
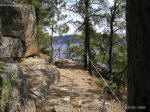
[36, 58, 125, 112]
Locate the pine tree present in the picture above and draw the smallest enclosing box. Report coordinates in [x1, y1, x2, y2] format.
[107, 0, 126, 76]
[127, 0, 150, 111]
[94, 0, 126, 77]
[18, 0, 68, 60]
[45, 0, 68, 60]
[67, 0, 106, 74]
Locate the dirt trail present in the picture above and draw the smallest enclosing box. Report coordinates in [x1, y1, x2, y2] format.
[36, 58, 125, 112]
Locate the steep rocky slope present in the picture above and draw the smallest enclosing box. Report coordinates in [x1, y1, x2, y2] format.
[0, 57, 60, 112]
[19, 57, 60, 100]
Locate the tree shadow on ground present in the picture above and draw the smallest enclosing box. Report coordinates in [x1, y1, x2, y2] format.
[54, 60, 84, 70]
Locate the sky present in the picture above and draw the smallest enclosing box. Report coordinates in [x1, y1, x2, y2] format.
[53, 0, 114, 36]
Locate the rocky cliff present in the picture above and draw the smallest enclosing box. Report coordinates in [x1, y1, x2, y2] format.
[0, 3, 38, 59]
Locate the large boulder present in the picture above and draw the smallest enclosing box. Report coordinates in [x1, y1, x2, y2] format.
[20, 57, 60, 93]
[0, 3, 38, 58]
[19, 57, 60, 104]
[0, 37, 23, 58]
[0, 63, 36, 112]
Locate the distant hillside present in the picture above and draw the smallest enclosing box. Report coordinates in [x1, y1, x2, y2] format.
[53, 34, 81, 44]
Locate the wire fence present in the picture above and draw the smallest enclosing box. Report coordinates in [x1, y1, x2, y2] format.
[85, 53, 124, 108]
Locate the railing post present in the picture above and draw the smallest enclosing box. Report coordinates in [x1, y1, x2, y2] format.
[101, 86, 108, 112]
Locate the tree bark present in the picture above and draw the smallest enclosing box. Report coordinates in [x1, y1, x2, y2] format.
[50, 23, 54, 60]
[84, 30, 88, 69]
[84, 0, 92, 74]
[50, 8, 54, 61]
[108, 16, 113, 75]
[127, 0, 150, 111]
[108, 2, 117, 76]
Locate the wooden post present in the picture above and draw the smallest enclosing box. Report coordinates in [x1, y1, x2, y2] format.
[101, 86, 107, 112]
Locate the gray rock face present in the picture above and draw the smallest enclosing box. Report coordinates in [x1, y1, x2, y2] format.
[0, 63, 36, 112]
[0, 37, 23, 58]
[0, 4, 38, 58]
[20, 57, 60, 101]
[0, 57, 61, 112]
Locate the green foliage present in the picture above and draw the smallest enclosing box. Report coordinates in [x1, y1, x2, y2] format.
[0, 72, 16, 111]
[95, 78, 105, 87]
[37, 26, 51, 55]
[0, 62, 5, 69]
[39, 0, 68, 58]
[65, 45, 84, 60]
[110, 84, 118, 94]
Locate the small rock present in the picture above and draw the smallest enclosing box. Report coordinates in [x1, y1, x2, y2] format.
[53, 104, 73, 112]
[87, 78, 92, 81]
[63, 97, 71, 102]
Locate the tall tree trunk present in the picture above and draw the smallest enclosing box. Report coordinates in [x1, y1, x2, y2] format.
[51, 23, 54, 60]
[84, 0, 92, 74]
[108, 19, 113, 75]
[84, 0, 88, 69]
[35, 7, 39, 25]
[108, 3, 117, 76]
[127, 0, 150, 111]
[84, 30, 88, 69]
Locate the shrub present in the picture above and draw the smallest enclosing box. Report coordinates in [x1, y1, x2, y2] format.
[95, 78, 105, 87]
[0, 62, 5, 69]
[110, 84, 118, 94]
[0, 71, 16, 111]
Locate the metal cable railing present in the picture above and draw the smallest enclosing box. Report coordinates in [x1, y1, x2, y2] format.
[85, 53, 124, 108]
